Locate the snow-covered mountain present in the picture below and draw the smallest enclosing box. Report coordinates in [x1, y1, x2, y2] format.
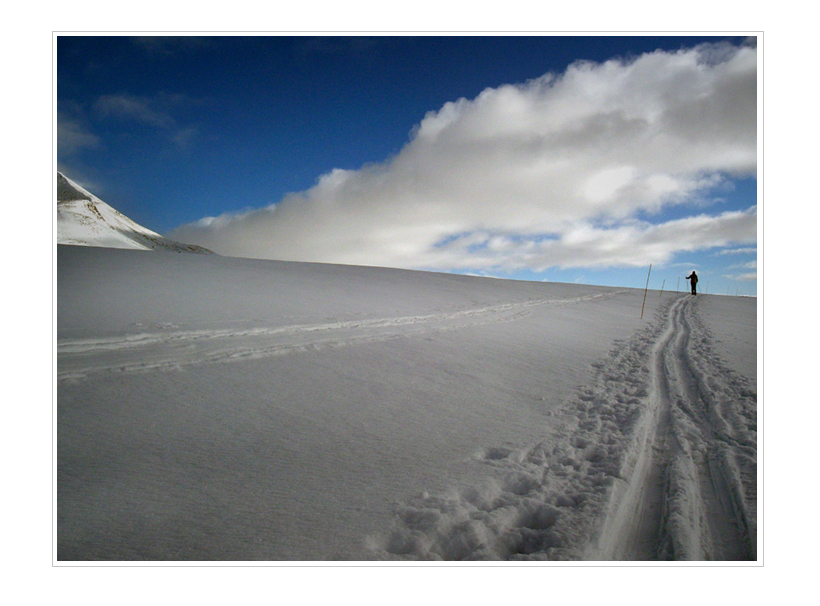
[56, 172, 213, 254]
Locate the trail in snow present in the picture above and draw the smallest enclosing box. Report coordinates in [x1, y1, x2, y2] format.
[57, 291, 618, 381]
[373, 295, 757, 561]
[595, 295, 757, 560]
[58, 245, 756, 561]
[60, 246, 656, 561]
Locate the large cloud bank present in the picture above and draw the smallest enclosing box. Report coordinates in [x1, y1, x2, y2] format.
[170, 43, 757, 272]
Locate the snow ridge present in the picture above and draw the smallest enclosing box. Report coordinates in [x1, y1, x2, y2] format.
[371, 295, 757, 561]
[56, 172, 213, 254]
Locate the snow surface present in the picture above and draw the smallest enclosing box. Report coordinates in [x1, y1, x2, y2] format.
[57, 245, 757, 561]
[56, 172, 213, 254]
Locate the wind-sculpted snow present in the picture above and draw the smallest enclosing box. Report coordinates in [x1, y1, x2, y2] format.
[372, 296, 757, 560]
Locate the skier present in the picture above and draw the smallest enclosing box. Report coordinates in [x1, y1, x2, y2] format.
[685, 271, 699, 295]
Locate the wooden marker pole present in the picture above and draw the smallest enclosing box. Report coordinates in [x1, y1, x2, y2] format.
[640, 264, 652, 319]
[659, 279, 665, 297]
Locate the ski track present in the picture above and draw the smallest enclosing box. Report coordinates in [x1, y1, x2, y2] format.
[59, 288, 757, 561]
[57, 291, 618, 382]
[372, 295, 757, 561]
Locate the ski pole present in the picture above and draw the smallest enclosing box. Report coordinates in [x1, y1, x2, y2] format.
[640, 264, 651, 319]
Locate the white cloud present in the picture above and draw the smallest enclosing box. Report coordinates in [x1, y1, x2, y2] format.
[57, 113, 101, 156]
[715, 247, 757, 256]
[170, 43, 757, 273]
[731, 260, 757, 270]
[93, 93, 198, 149]
[94, 94, 176, 129]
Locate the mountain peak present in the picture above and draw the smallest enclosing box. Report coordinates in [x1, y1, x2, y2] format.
[56, 173, 213, 254]
[57, 171, 94, 203]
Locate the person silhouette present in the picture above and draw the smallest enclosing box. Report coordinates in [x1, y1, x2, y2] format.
[685, 271, 699, 295]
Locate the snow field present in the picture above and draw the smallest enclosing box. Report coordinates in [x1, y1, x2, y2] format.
[375, 295, 756, 561]
[57, 246, 756, 560]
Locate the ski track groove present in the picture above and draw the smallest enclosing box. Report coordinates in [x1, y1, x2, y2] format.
[57, 291, 620, 381]
[373, 295, 756, 561]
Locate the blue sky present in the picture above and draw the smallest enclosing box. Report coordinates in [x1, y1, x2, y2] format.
[57, 35, 758, 295]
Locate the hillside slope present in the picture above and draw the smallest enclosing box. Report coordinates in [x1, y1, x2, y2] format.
[56, 246, 757, 561]
[57, 172, 212, 253]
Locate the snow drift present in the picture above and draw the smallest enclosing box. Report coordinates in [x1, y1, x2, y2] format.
[57, 245, 757, 561]
[56, 172, 212, 253]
